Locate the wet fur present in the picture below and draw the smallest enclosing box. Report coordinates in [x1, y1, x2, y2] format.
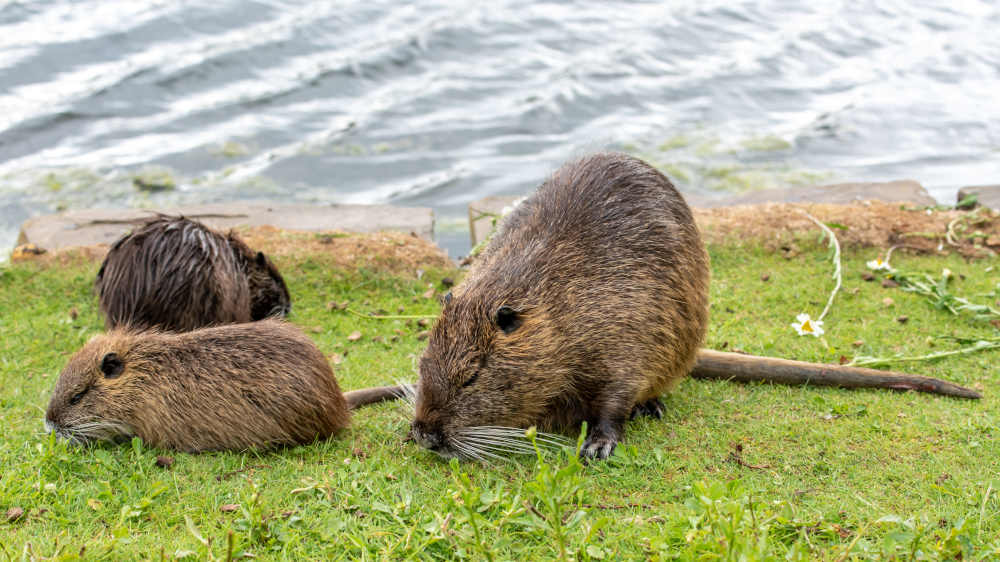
[95, 216, 290, 332]
[412, 153, 710, 459]
[46, 320, 349, 452]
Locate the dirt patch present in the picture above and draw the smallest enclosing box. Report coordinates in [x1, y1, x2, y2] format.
[695, 201, 1000, 258]
[10, 227, 453, 274]
[236, 226, 452, 273]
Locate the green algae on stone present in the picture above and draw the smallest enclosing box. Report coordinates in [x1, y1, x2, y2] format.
[330, 143, 367, 156]
[739, 135, 793, 152]
[132, 167, 177, 193]
[660, 163, 692, 184]
[435, 217, 472, 234]
[44, 174, 63, 192]
[209, 141, 252, 158]
[657, 134, 694, 152]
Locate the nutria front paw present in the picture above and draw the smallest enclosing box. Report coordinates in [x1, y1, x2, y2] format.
[580, 434, 617, 460]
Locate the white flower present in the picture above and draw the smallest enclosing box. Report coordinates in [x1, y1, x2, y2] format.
[866, 257, 891, 271]
[941, 268, 952, 279]
[791, 313, 824, 337]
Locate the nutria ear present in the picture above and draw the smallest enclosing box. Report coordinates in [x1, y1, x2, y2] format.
[100, 353, 124, 378]
[495, 306, 521, 334]
[443, 291, 452, 305]
[256, 251, 267, 267]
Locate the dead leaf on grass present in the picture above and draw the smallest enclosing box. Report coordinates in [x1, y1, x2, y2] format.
[6, 507, 25, 523]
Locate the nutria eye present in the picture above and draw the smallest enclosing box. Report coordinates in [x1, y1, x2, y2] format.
[69, 387, 88, 405]
[462, 372, 479, 388]
[495, 306, 521, 334]
[443, 291, 452, 305]
[100, 353, 124, 378]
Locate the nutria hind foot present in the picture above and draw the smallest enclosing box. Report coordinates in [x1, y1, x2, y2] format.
[629, 398, 665, 420]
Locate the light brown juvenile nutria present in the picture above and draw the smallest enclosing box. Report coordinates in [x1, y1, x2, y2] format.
[410, 152, 980, 461]
[95, 216, 291, 332]
[45, 320, 403, 453]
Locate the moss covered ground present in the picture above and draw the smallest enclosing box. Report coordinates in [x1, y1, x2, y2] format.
[1, 235, 998, 560]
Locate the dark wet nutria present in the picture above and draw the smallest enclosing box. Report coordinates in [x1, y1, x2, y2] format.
[95, 216, 291, 332]
[45, 320, 404, 453]
[410, 153, 980, 461]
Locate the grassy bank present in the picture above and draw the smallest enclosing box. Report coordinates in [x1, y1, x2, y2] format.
[1, 236, 998, 560]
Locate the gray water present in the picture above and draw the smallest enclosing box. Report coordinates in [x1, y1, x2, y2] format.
[2, 0, 999, 257]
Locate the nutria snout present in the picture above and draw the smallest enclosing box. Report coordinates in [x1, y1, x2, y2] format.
[95, 215, 291, 332]
[46, 320, 402, 453]
[411, 153, 710, 460]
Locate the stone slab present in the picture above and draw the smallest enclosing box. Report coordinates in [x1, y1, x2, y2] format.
[468, 196, 522, 248]
[467, 180, 937, 246]
[17, 202, 434, 252]
[467, 193, 711, 247]
[957, 185, 1000, 211]
[694, 180, 936, 208]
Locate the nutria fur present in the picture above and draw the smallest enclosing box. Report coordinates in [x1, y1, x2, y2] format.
[411, 153, 710, 459]
[45, 320, 402, 453]
[95, 216, 291, 332]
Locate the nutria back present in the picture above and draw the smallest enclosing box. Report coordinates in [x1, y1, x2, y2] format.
[95, 216, 291, 332]
[45, 319, 348, 452]
[411, 153, 710, 459]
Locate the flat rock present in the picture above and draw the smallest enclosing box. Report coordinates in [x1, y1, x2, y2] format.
[17, 202, 434, 252]
[468, 196, 522, 248]
[957, 185, 1000, 211]
[695, 180, 936, 208]
[467, 180, 936, 246]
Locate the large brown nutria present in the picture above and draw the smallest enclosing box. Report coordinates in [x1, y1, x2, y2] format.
[412, 153, 710, 460]
[45, 320, 403, 453]
[95, 216, 291, 332]
[410, 153, 980, 461]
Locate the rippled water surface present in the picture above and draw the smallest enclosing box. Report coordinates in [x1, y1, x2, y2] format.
[1, 0, 999, 255]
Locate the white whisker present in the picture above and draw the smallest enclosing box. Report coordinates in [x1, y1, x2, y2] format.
[458, 438, 543, 456]
[456, 426, 571, 452]
[449, 440, 481, 461]
[459, 436, 534, 447]
[453, 440, 504, 464]
[395, 378, 418, 410]
[468, 443, 536, 455]
[56, 418, 134, 444]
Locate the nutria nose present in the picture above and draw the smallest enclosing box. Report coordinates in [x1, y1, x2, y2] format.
[410, 422, 444, 450]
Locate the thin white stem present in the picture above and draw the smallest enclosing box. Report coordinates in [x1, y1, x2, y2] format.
[799, 210, 842, 322]
[849, 340, 1000, 367]
[884, 244, 901, 268]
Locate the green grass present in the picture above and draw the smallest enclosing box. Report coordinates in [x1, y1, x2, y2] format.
[1, 239, 999, 560]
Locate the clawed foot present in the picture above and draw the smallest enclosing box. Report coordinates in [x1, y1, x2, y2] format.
[580, 433, 618, 460]
[629, 398, 665, 420]
[580, 418, 622, 460]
